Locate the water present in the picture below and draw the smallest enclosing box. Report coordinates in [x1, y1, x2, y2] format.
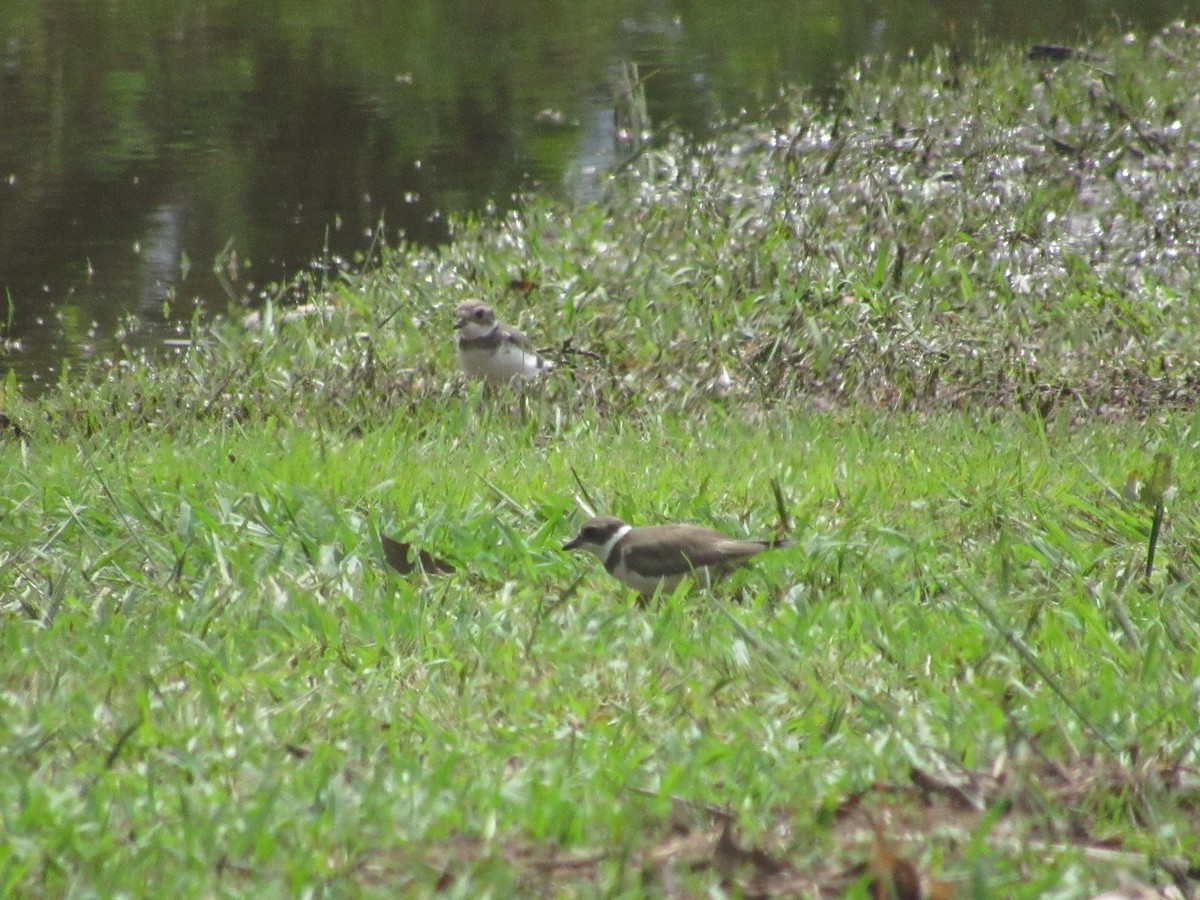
[2, 0, 1197, 388]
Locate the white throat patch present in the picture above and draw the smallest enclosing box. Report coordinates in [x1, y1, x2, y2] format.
[457, 320, 497, 341]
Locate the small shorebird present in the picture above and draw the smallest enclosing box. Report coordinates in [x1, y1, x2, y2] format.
[454, 300, 551, 384]
[563, 515, 792, 598]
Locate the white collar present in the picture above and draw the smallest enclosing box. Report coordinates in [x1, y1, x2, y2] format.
[600, 524, 633, 565]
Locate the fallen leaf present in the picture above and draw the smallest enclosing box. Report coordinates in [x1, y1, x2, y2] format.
[910, 765, 984, 811]
[381, 535, 456, 575]
[869, 818, 947, 900]
[507, 277, 539, 294]
[712, 820, 787, 879]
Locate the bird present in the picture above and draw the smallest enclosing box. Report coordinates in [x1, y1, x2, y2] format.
[454, 300, 552, 384]
[562, 515, 793, 598]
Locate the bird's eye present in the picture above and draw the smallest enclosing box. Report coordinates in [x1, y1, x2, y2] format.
[475, 309, 486, 319]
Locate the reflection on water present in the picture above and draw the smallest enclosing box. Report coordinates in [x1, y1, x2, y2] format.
[1, 0, 1198, 388]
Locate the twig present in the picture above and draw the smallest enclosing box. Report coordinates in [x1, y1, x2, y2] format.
[569, 465, 601, 518]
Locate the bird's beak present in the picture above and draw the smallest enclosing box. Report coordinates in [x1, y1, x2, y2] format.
[562, 535, 582, 551]
[453, 317, 467, 330]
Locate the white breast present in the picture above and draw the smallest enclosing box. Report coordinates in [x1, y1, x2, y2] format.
[458, 342, 546, 383]
[609, 562, 686, 596]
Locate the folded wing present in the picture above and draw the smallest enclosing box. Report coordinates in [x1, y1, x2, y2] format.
[619, 526, 774, 578]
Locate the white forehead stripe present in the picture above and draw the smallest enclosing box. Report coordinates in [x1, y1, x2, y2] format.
[600, 524, 633, 565]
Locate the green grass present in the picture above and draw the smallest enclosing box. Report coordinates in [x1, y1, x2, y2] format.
[3, 24, 1200, 898]
[3, 410, 1197, 895]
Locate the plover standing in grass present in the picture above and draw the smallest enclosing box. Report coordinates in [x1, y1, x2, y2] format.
[563, 515, 792, 599]
[454, 300, 552, 384]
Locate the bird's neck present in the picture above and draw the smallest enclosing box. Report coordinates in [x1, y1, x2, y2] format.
[601, 525, 633, 569]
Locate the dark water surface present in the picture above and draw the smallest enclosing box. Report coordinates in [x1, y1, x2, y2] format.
[2, 0, 1198, 388]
